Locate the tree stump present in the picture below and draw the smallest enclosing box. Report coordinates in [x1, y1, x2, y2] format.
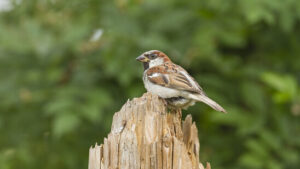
[88, 92, 211, 169]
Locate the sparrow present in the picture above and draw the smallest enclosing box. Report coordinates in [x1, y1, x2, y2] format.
[136, 50, 227, 113]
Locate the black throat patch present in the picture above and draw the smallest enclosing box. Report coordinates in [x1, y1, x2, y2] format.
[143, 62, 149, 70]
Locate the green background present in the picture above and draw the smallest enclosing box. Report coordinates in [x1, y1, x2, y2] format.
[0, 0, 300, 169]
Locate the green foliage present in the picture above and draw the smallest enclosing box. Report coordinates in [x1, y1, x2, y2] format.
[0, 0, 299, 169]
[261, 72, 298, 103]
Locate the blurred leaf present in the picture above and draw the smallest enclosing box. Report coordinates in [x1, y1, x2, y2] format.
[53, 113, 80, 138]
[245, 139, 269, 159]
[266, 160, 282, 169]
[239, 153, 264, 169]
[45, 99, 74, 115]
[211, 107, 264, 135]
[259, 130, 281, 151]
[279, 148, 299, 165]
[261, 72, 298, 103]
[241, 81, 266, 112]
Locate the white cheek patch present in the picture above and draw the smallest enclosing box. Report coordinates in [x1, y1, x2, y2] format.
[149, 58, 164, 68]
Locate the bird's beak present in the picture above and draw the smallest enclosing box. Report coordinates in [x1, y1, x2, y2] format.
[136, 55, 149, 62]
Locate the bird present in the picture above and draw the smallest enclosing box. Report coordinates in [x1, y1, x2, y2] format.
[136, 50, 227, 113]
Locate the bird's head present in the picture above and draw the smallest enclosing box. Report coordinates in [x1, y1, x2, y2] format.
[136, 50, 170, 70]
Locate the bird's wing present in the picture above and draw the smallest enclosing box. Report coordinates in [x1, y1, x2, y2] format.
[146, 63, 204, 94]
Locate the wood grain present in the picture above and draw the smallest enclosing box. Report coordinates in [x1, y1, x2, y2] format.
[88, 92, 211, 169]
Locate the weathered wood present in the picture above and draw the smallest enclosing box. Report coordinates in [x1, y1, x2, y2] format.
[88, 92, 211, 169]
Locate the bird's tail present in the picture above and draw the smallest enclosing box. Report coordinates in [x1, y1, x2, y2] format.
[188, 94, 227, 113]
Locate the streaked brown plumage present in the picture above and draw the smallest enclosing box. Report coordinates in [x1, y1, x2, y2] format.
[136, 50, 227, 113]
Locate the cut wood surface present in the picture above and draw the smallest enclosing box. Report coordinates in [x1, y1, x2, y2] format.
[88, 92, 211, 169]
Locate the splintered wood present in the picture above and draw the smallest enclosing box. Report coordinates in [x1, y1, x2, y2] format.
[89, 92, 211, 169]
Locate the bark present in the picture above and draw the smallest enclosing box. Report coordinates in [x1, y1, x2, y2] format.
[88, 92, 211, 169]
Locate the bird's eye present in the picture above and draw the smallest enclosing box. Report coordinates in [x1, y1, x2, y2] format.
[149, 53, 157, 59]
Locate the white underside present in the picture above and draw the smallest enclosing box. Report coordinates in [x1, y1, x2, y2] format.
[143, 77, 196, 109]
[143, 73, 183, 98]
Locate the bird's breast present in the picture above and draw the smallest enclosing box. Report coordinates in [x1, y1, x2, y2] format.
[143, 73, 180, 98]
